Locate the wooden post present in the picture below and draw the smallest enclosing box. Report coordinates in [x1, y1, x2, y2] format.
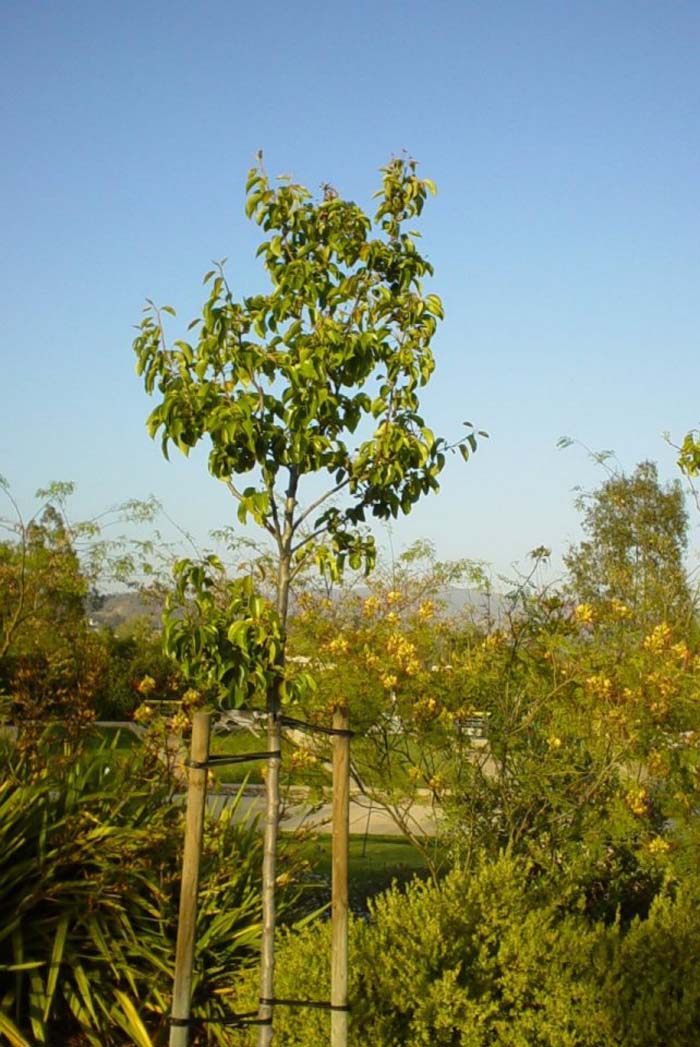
[331, 706, 350, 1047]
[169, 711, 212, 1047]
[257, 713, 281, 1046]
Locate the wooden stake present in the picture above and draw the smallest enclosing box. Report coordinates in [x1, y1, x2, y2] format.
[331, 706, 350, 1047]
[257, 712, 281, 1046]
[169, 711, 212, 1047]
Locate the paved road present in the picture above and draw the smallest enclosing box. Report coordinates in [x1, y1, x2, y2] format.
[207, 786, 440, 836]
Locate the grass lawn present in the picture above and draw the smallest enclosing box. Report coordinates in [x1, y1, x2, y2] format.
[210, 729, 331, 788]
[296, 833, 434, 914]
[84, 725, 141, 750]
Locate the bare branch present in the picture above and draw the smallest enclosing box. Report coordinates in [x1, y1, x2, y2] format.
[292, 476, 352, 534]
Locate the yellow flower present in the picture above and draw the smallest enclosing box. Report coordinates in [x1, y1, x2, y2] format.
[386, 590, 402, 606]
[381, 673, 398, 690]
[289, 749, 318, 770]
[328, 636, 350, 655]
[574, 603, 594, 625]
[547, 735, 562, 750]
[647, 836, 670, 856]
[647, 750, 665, 775]
[610, 598, 631, 619]
[137, 674, 156, 695]
[625, 787, 648, 817]
[364, 650, 381, 670]
[168, 710, 190, 734]
[417, 600, 435, 621]
[647, 671, 674, 698]
[642, 623, 672, 653]
[586, 674, 613, 700]
[386, 611, 399, 626]
[363, 596, 381, 617]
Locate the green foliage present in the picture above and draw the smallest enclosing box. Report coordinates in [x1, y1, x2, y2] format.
[604, 877, 700, 1046]
[0, 494, 87, 666]
[564, 460, 691, 627]
[162, 555, 281, 709]
[226, 857, 611, 1046]
[134, 157, 483, 584]
[0, 733, 299, 1046]
[0, 479, 162, 724]
[676, 428, 700, 479]
[161, 555, 318, 710]
[132, 157, 483, 1015]
[354, 857, 613, 1047]
[227, 857, 700, 1046]
[92, 620, 182, 720]
[286, 531, 700, 919]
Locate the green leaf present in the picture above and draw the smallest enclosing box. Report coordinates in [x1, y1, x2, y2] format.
[111, 992, 155, 1047]
[0, 1011, 31, 1047]
[43, 915, 69, 1021]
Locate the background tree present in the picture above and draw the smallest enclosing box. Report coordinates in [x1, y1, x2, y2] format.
[563, 460, 691, 628]
[133, 154, 483, 1041]
[0, 480, 87, 669]
[0, 478, 161, 730]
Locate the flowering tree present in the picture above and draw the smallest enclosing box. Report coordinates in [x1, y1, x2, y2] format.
[287, 542, 481, 875]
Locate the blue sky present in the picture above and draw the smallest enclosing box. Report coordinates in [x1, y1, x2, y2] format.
[2, 0, 699, 582]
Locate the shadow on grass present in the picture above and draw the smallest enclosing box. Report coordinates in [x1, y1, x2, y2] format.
[296, 833, 435, 916]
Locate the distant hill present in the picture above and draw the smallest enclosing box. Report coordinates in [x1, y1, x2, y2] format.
[88, 591, 162, 630]
[90, 586, 505, 631]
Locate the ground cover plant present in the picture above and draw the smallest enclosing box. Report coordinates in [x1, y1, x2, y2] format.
[0, 729, 305, 1047]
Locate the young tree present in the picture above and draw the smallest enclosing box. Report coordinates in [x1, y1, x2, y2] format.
[133, 155, 483, 1042]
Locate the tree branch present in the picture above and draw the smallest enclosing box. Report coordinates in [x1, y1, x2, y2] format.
[291, 476, 352, 535]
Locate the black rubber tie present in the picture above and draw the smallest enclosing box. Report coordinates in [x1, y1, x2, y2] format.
[185, 750, 281, 770]
[279, 715, 355, 738]
[259, 996, 351, 1012]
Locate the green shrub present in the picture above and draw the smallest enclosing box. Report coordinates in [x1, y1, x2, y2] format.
[354, 856, 614, 1047]
[602, 877, 700, 1047]
[225, 856, 614, 1046]
[226, 856, 700, 1047]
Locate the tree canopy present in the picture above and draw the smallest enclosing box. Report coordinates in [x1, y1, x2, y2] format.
[564, 460, 690, 626]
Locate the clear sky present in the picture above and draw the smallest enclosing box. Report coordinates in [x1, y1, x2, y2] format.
[2, 0, 699, 582]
